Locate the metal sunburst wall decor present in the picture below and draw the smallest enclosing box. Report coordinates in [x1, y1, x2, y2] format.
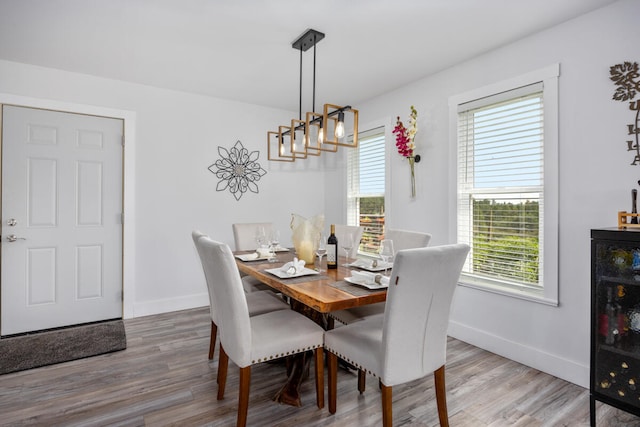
[208, 140, 267, 201]
[610, 61, 640, 165]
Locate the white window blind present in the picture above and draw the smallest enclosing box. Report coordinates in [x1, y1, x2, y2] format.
[457, 83, 544, 289]
[347, 127, 385, 254]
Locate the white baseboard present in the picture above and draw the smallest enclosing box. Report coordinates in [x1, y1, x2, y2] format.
[131, 293, 209, 318]
[448, 320, 589, 389]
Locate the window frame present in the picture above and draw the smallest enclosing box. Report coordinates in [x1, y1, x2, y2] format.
[449, 64, 559, 306]
[346, 123, 388, 257]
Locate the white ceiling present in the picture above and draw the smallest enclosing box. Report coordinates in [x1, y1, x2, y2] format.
[0, 0, 618, 112]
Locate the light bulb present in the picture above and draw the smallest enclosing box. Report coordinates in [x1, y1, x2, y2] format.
[279, 142, 284, 155]
[317, 126, 324, 145]
[335, 111, 345, 138]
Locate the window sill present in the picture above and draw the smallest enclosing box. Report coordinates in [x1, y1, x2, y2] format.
[458, 279, 558, 307]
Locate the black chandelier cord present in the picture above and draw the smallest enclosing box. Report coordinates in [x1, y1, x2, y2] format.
[299, 47, 303, 121]
[312, 33, 317, 114]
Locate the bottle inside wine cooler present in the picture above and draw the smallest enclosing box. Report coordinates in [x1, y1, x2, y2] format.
[605, 286, 621, 346]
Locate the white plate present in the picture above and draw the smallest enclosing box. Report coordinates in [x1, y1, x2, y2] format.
[344, 276, 388, 290]
[347, 259, 392, 272]
[265, 267, 320, 279]
[273, 246, 289, 252]
[235, 253, 272, 262]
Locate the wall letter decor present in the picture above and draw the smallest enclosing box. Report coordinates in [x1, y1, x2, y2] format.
[208, 140, 266, 201]
[610, 61, 640, 165]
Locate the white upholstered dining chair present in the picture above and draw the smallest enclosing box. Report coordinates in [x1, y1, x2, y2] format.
[232, 222, 273, 251]
[195, 235, 325, 427]
[192, 230, 289, 362]
[324, 244, 469, 427]
[232, 222, 275, 293]
[330, 228, 432, 326]
[329, 228, 433, 395]
[386, 228, 432, 252]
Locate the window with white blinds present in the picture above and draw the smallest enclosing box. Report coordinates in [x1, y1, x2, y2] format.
[347, 127, 385, 255]
[457, 83, 544, 291]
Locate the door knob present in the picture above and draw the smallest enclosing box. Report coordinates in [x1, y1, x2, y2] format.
[7, 218, 17, 226]
[6, 235, 26, 242]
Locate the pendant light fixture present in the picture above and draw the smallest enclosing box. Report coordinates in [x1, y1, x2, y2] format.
[267, 29, 358, 162]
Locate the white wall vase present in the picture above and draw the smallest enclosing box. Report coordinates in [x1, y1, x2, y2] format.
[408, 155, 420, 198]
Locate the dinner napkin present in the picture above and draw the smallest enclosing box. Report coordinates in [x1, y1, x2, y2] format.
[350, 270, 389, 286]
[243, 252, 259, 260]
[280, 257, 306, 275]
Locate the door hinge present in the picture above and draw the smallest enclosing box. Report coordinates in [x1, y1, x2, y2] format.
[121, 135, 125, 147]
[120, 213, 125, 224]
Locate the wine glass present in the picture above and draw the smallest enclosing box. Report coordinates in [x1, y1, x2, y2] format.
[268, 230, 280, 262]
[342, 233, 354, 266]
[315, 233, 327, 272]
[255, 226, 267, 250]
[379, 239, 394, 276]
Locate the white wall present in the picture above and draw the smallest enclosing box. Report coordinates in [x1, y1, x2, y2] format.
[324, 0, 639, 387]
[0, 60, 326, 317]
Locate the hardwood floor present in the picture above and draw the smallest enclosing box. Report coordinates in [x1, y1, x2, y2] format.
[1, 307, 639, 426]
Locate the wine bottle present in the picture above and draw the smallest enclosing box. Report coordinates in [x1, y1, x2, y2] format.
[632, 189, 638, 224]
[605, 286, 620, 346]
[327, 224, 338, 269]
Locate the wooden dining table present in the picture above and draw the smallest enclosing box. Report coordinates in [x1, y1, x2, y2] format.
[235, 249, 387, 315]
[234, 248, 388, 406]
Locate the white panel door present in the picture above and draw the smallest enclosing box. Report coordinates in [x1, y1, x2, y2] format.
[1, 105, 123, 336]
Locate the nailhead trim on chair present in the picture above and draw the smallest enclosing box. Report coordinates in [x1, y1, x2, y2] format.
[328, 312, 352, 325]
[324, 346, 378, 378]
[252, 344, 322, 364]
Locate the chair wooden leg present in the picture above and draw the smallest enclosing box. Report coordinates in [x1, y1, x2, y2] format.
[381, 383, 392, 427]
[434, 365, 449, 427]
[238, 366, 251, 427]
[358, 369, 366, 394]
[217, 345, 223, 385]
[217, 345, 229, 400]
[328, 352, 338, 414]
[314, 348, 324, 409]
[209, 321, 217, 360]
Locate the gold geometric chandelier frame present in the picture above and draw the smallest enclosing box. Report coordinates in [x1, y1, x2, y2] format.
[267, 29, 358, 162]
